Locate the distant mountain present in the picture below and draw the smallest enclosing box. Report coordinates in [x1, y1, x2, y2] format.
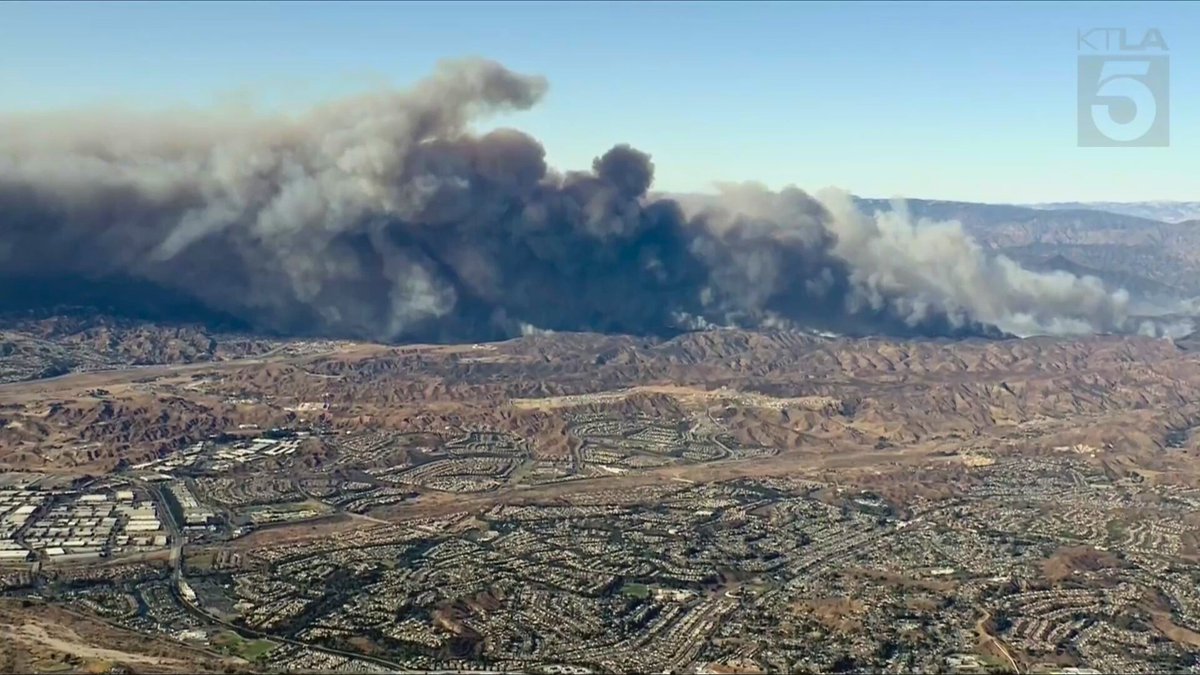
[662, 193, 1200, 297]
[1029, 201, 1200, 224]
[668, 193, 1171, 233]
[853, 198, 1200, 296]
[1176, 330, 1200, 351]
[1018, 254, 1176, 299]
[852, 198, 1168, 235]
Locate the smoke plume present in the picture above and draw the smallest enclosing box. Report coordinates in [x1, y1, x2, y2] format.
[0, 59, 1159, 342]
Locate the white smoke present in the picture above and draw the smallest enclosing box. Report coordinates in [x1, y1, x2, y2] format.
[0, 58, 1191, 342]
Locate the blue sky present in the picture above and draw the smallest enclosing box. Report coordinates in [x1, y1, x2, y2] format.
[1, 1, 1196, 202]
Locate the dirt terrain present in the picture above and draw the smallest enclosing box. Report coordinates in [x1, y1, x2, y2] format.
[0, 599, 238, 673]
[3, 326, 1200, 481]
[4, 321, 1200, 672]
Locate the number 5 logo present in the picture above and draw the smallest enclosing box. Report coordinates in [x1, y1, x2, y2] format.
[1078, 55, 1169, 147]
[1091, 60, 1156, 142]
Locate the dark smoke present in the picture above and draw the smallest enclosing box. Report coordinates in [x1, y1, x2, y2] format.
[0, 59, 1153, 342]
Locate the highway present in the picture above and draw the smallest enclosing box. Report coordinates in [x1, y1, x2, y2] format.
[170, 583, 413, 673]
[142, 478, 414, 672]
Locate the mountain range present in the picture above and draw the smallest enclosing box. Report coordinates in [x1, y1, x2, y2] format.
[1028, 201, 1200, 224]
[853, 198, 1200, 298]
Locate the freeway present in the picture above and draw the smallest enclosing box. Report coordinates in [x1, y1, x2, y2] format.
[137, 479, 183, 574]
[169, 581, 413, 673]
[142, 479, 414, 672]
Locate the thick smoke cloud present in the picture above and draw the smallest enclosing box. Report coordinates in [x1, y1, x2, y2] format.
[0, 59, 1161, 342]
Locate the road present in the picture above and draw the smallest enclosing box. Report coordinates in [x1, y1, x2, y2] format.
[143, 477, 413, 671]
[977, 609, 1021, 674]
[170, 582, 413, 673]
[0, 342, 365, 396]
[137, 479, 183, 574]
[10, 597, 233, 665]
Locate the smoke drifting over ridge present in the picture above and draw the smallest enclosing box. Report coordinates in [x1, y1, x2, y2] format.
[0, 59, 1163, 342]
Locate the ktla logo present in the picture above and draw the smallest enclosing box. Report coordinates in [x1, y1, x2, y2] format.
[1077, 28, 1169, 147]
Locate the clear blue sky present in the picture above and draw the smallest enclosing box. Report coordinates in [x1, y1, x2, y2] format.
[2, 1, 1196, 202]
